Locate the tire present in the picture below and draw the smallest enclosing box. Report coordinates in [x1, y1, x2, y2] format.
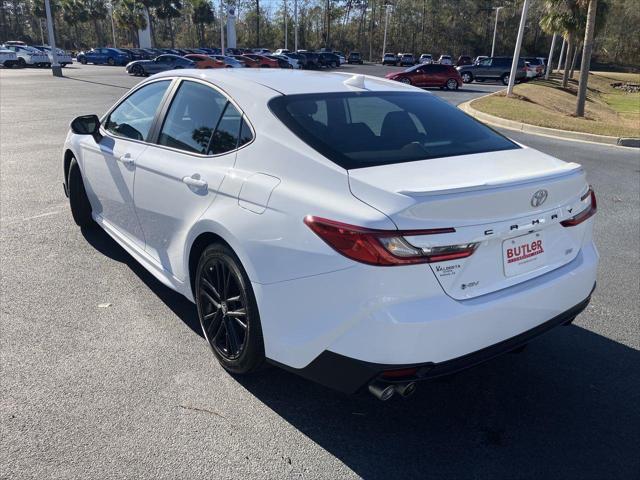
[67, 157, 94, 228]
[446, 78, 459, 90]
[107, 57, 115, 66]
[461, 72, 473, 83]
[501, 73, 510, 85]
[196, 243, 265, 375]
[399, 77, 411, 85]
[132, 64, 143, 76]
[79, 57, 87, 65]
[17, 57, 26, 68]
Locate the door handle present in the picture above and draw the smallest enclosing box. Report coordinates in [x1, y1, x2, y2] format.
[182, 174, 208, 190]
[118, 153, 135, 166]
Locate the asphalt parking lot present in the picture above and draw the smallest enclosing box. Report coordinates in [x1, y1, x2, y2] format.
[1, 64, 639, 479]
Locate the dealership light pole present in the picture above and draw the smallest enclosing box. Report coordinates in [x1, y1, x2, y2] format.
[108, 2, 117, 47]
[381, 4, 392, 61]
[294, 0, 298, 51]
[506, 0, 530, 96]
[44, 0, 62, 77]
[220, 0, 225, 55]
[545, 32, 557, 79]
[284, 0, 288, 49]
[490, 6, 503, 58]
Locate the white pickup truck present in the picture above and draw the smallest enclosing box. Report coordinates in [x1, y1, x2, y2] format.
[33, 45, 73, 67]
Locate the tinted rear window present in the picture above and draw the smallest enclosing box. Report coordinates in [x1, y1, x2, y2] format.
[269, 92, 519, 169]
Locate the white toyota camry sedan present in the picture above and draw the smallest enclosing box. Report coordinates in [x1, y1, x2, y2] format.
[63, 69, 598, 400]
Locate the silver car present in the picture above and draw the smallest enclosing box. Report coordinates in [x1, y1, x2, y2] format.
[2, 44, 49, 67]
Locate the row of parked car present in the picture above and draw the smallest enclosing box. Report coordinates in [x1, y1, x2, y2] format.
[383, 52, 547, 77]
[385, 55, 547, 89]
[0, 41, 73, 68]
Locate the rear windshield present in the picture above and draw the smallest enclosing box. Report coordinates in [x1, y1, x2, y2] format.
[269, 91, 519, 170]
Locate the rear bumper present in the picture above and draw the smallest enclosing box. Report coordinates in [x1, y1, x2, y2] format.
[256, 238, 598, 391]
[273, 284, 594, 394]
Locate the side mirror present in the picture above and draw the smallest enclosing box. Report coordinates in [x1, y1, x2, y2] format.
[71, 114, 100, 135]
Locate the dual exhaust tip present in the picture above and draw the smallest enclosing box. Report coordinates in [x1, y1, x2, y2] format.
[368, 380, 416, 401]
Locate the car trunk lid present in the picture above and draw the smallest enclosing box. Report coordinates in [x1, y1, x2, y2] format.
[348, 147, 591, 299]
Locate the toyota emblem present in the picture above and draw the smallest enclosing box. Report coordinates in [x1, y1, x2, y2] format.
[531, 189, 548, 208]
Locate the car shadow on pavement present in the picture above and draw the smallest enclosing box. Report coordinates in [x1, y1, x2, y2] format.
[234, 317, 640, 479]
[80, 226, 203, 338]
[62, 75, 131, 90]
[80, 226, 639, 479]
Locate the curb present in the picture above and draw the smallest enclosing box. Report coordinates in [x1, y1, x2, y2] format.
[458, 97, 640, 148]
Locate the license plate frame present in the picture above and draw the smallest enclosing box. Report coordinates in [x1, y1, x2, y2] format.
[502, 231, 546, 277]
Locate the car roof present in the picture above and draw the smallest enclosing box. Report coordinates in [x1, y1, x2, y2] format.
[151, 69, 417, 97]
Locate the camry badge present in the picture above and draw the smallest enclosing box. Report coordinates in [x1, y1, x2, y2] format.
[531, 189, 548, 208]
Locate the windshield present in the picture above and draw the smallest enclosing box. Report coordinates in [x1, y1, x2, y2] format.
[269, 92, 519, 169]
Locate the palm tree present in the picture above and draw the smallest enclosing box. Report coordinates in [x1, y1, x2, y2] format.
[114, 0, 147, 47]
[85, 0, 108, 46]
[156, 0, 182, 48]
[540, 0, 581, 88]
[61, 0, 89, 48]
[575, 0, 604, 116]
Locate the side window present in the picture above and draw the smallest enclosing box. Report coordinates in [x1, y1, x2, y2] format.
[479, 58, 492, 67]
[158, 81, 230, 154]
[104, 80, 170, 141]
[209, 103, 243, 154]
[238, 117, 254, 147]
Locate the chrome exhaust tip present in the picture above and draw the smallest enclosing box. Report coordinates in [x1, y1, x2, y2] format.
[395, 382, 417, 398]
[368, 381, 395, 401]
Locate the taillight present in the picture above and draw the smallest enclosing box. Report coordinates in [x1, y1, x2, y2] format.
[304, 216, 478, 266]
[561, 186, 597, 227]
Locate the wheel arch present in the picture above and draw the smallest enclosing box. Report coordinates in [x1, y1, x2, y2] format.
[63, 148, 75, 187]
[185, 221, 257, 300]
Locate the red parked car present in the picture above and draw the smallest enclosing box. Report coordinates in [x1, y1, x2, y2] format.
[385, 64, 462, 90]
[184, 54, 227, 69]
[242, 54, 280, 68]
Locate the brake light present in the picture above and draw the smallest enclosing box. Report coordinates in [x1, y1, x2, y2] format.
[304, 216, 478, 266]
[561, 187, 597, 227]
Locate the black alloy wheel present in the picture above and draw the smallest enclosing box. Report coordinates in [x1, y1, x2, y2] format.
[196, 244, 265, 374]
[107, 57, 115, 66]
[132, 64, 143, 76]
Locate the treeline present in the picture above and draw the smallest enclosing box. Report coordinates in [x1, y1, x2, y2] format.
[0, 0, 638, 67]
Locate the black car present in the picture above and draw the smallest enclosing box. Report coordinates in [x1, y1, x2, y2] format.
[457, 56, 527, 85]
[119, 48, 144, 61]
[298, 51, 320, 69]
[347, 52, 363, 64]
[317, 52, 340, 68]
